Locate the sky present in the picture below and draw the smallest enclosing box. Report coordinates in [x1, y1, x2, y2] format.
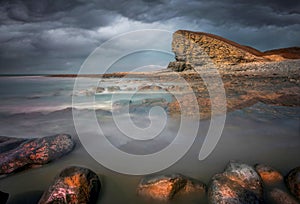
[0, 0, 299, 74]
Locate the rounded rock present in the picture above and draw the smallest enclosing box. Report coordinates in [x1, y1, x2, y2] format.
[286, 166, 300, 200]
[255, 164, 283, 185]
[38, 166, 101, 204]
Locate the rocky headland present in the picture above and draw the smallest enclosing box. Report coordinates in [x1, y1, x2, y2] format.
[167, 30, 300, 71]
[57, 29, 300, 119]
[89, 30, 299, 118]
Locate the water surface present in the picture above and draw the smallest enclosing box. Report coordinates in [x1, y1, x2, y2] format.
[0, 76, 299, 204]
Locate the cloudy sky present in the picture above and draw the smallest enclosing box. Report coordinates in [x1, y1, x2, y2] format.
[0, 0, 299, 74]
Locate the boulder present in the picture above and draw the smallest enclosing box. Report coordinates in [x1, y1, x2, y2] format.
[167, 61, 194, 72]
[286, 166, 300, 200]
[269, 188, 299, 204]
[38, 166, 101, 204]
[96, 87, 105, 93]
[113, 99, 132, 106]
[255, 164, 283, 185]
[107, 86, 120, 92]
[0, 134, 75, 175]
[0, 191, 9, 204]
[137, 174, 206, 201]
[142, 98, 167, 106]
[138, 85, 164, 92]
[208, 162, 264, 204]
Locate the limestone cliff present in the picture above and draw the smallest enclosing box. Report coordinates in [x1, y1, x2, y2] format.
[167, 30, 300, 72]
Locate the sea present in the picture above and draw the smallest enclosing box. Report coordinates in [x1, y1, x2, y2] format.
[0, 75, 299, 204]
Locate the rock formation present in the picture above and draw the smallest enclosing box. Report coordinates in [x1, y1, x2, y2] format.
[137, 174, 206, 201]
[286, 166, 300, 200]
[208, 162, 264, 204]
[167, 30, 300, 72]
[255, 164, 283, 185]
[38, 166, 101, 204]
[0, 134, 75, 175]
[269, 188, 299, 204]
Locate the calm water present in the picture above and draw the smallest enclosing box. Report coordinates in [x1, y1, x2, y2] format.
[0, 76, 299, 204]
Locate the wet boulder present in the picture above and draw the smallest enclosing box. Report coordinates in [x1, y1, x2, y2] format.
[255, 164, 283, 185]
[0, 190, 9, 204]
[269, 188, 299, 204]
[286, 166, 300, 200]
[138, 85, 164, 92]
[0, 134, 75, 175]
[107, 86, 120, 92]
[137, 174, 206, 201]
[113, 99, 132, 107]
[208, 162, 264, 204]
[142, 98, 167, 106]
[96, 87, 105, 93]
[38, 166, 101, 204]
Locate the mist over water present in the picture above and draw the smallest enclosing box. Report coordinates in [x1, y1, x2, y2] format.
[0, 76, 299, 204]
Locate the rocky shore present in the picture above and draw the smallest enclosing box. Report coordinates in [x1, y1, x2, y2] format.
[1, 159, 299, 203]
[0, 30, 299, 203]
[54, 30, 300, 119]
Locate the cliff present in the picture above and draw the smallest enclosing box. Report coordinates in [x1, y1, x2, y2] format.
[168, 30, 300, 72]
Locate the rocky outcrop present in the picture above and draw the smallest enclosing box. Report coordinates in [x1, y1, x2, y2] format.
[137, 174, 206, 201]
[269, 188, 299, 204]
[167, 30, 300, 72]
[208, 162, 264, 204]
[264, 47, 300, 59]
[286, 167, 300, 200]
[138, 85, 164, 91]
[0, 134, 75, 175]
[255, 164, 283, 185]
[107, 86, 120, 92]
[39, 166, 101, 204]
[167, 30, 266, 71]
[0, 191, 9, 204]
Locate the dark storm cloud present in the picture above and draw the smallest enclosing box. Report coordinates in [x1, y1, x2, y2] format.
[100, 0, 300, 26]
[0, 0, 299, 74]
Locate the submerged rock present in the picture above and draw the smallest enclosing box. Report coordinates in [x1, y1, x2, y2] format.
[138, 85, 164, 91]
[269, 188, 299, 204]
[0, 134, 75, 175]
[96, 87, 105, 93]
[255, 164, 283, 185]
[107, 86, 120, 92]
[208, 162, 264, 204]
[0, 190, 9, 204]
[286, 166, 300, 200]
[38, 166, 100, 204]
[137, 174, 206, 201]
[142, 98, 167, 106]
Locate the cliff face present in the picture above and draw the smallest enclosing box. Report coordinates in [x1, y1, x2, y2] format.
[167, 30, 298, 72]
